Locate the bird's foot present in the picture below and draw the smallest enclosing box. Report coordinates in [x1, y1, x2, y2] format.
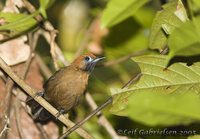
[55, 108, 65, 120]
[34, 91, 44, 99]
[26, 92, 44, 103]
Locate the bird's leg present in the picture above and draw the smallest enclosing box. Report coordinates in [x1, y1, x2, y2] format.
[33, 107, 44, 120]
[55, 108, 65, 120]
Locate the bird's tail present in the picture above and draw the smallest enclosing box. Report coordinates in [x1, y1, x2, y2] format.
[26, 92, 51, 122]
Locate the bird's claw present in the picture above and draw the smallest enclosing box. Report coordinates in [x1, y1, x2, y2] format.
[26, 92, 44, 103]
[34, 91, 44, 99]
[55, 108, 65, 120]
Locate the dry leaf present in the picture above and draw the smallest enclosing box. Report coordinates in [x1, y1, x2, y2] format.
[0, 36, 30, 66]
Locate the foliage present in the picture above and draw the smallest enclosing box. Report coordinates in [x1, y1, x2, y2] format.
[101, 0, 148, 28]
[149, 0, 188, 52]
[0, 0, 51, 38]
[110, 55, 200, 126]
[101, 0, 200, 138]
[0, 12, 38, 38]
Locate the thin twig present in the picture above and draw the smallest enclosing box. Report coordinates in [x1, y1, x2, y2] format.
[41, 29, 69, 66]
[0, 115, 10, 138]
[85, 93, 127, 139]
[99, 49, 148, 67]
[22, 0, 43, 22]
[59, 97, 113, 139]
[5, 78, 14, 117]
[0, 57, 94, 139]
[35, 54, 52, 78]
[36, 123, 49, 139]
[15, 100, 25, 139]
[121, 73, 142, 89]
[50, 30, 59, 70]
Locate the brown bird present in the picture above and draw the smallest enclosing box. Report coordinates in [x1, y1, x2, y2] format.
[26, 53, 104, 121]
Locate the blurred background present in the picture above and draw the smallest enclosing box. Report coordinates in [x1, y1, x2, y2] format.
[1, 0, 199, 139]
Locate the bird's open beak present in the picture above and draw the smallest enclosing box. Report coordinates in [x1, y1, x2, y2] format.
[92, 57, 105, 63]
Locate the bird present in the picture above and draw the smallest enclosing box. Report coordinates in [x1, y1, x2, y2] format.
[26, 53, 104, 121]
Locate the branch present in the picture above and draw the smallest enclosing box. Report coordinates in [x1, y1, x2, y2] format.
[59, 97, 113, 139]
[35, 54, 52, 78]
[0, 57, 94, 139]
[49, 29, 59, 70]
[85, 93, 127, 139]
[99, 49, 148, 67]
[0, 115, 10, 138]
[14, 100, 25, 139]
[121, 73, 142, 89]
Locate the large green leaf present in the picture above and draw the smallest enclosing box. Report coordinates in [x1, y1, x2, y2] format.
[149, 0, 188, 52]
[0, 12, 38, 37]
[101, 0, 148, 28]
[110, 55, 200, 126]
[167, 17, 200, 62]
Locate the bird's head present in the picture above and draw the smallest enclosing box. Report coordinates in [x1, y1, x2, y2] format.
[72, 53, 105, 73]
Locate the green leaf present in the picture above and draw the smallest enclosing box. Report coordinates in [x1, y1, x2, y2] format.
[39, 0, 54, 18]
[133, 7, 155, 28]
[0, 12, 38, 37]
[110, 55, 200, 126]
[40, 0, 50, 9]
[127, 92, 200, 126]
[101, 0, 148, 28]
[167, 17, 200, 62]
[149, 0, 188, 52]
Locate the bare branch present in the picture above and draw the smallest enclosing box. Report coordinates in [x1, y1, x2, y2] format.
[0, 115, 10, 138]
[121, 73, 142, 89]
[85, 93, 127, 139]
[15, 100, 25, 139]
[59, 97, 113, 139]
[49, 30, 59, 70]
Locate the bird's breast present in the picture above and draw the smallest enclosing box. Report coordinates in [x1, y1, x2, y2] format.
[44, 69, 89, 111]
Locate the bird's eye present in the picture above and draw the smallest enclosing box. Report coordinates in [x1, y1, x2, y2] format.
[84, 56, 91, 62]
